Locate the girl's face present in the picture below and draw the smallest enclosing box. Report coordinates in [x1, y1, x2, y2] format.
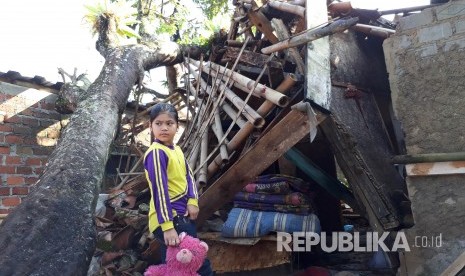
[151, 112, 178, 146]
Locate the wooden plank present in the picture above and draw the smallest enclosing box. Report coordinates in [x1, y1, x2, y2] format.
[320, 117, 399, 231]
[440, 251, 465, 276]
[197, 109, 324, 226]
[205, 239, 290, 274]
[406, 161, 465, 176]
[305, 0, 331, 108]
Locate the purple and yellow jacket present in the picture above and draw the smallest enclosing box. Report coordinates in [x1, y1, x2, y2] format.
[143, 140, 198, 232]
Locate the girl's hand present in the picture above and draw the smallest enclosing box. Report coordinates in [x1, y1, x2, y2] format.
[186, 204, 199, 220]
[163, 228, 179, 247]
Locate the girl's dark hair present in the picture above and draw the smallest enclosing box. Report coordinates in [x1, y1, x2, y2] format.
[149, 103, 179, 123]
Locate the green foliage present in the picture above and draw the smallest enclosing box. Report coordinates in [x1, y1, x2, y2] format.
[84, 0, 231, 46]
[84, 0, 140, 43]
[192, 0, 229, 20]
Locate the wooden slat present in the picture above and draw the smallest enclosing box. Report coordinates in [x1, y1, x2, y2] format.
[440, 251, 465, 276]
[197, 109, 325, 226]
[406, 161, 465, 176]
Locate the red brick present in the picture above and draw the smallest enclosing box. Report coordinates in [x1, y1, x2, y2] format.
[19, 109, 34, 116]
[5, 156, 22, 165]
[0, 209, 10, 214]
[15, 146, 33, 155]
[2, 197, 21, 207]
[4, 116, 21, 124]
[42, 102, 57, 111]
[26, 158, 41, 166]
[12, 187, 29, 195]
[0, 134, 4, 143]
[0, 124, 13, 132]
[34, 167, 44, 175]
[0, 146, 10, 154]
[13, 125, 32, 135]
[7, 176, 25, 185]
[0, 187, 11, 196]
[16, 166, 32, 175]
[21, 117, 38, 126]
[5, 134, 23, 144]
[0, 166, 15, 174]
[23, 136, 38, 146]
[32, 147, 53, 156]
[25, 177, 39, 185]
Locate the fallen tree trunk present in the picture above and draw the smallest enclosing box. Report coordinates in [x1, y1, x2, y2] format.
[0, 18, 185, 276]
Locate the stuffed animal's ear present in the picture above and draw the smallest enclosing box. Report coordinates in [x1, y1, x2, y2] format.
[199, 241, 209, 252]
[179, 232, 187, 241]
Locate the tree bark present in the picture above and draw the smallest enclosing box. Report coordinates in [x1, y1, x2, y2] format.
[0, 41, 184, 276]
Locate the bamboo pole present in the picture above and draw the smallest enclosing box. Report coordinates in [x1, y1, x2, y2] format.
[194, 52, 274, 175]
[186, 38, 250, 161]
[137, 92, 180, 117]
[207, 73, 298, 177]
[188, 135, 201, 168]
[247, 9, 279, 43]
[212, 109, 230, 163]
[222, 103, 248, 129]
[268, 0, 305, 17]
[190, 59, 289, 107]
[226, 39, 257, 47]
[352, 23, 395, 38]
[198, 130, 208, 186]
[271, 18, 305, 75]
[261, 17, 359, 54]
[392, 152, 465, 164]
[188, 64, 265, 128]
[289, 0, 305, 6]
[379, 4, 440, 16]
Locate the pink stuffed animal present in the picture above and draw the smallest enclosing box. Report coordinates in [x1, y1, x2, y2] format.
[144, 232, 209, 276]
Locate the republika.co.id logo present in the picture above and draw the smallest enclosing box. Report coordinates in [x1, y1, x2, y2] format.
[277, 232, 443, 252]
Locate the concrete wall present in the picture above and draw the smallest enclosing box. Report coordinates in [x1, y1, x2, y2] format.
[0, 82, 62, 214]
[384, 1, 465, 275]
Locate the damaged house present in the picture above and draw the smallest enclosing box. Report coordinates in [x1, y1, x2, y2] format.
[1, 0, 465, 275]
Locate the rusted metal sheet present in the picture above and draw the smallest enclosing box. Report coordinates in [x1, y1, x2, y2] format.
[406, 161, 465, 176]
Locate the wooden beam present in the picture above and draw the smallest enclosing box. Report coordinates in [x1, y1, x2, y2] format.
[197, 108, 325, 226]
[406, 161, 465, 176]
[320, 116, 400, 230]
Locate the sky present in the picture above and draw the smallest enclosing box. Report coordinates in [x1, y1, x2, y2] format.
[0, 0, 429, 89]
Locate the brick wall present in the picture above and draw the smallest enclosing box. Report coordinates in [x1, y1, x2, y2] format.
[0, 81, 62, 214]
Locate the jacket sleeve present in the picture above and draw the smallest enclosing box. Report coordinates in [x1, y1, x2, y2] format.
[144, 149, 174, 231]
[185, 161, 199, 207]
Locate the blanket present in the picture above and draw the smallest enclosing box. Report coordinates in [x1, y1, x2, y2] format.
[233, 201, 312, 215]
[222, 208, 320, 238]
[234, 191, 310, 206]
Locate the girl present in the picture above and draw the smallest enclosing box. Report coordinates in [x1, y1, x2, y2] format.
[143, 103, 213, 276]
